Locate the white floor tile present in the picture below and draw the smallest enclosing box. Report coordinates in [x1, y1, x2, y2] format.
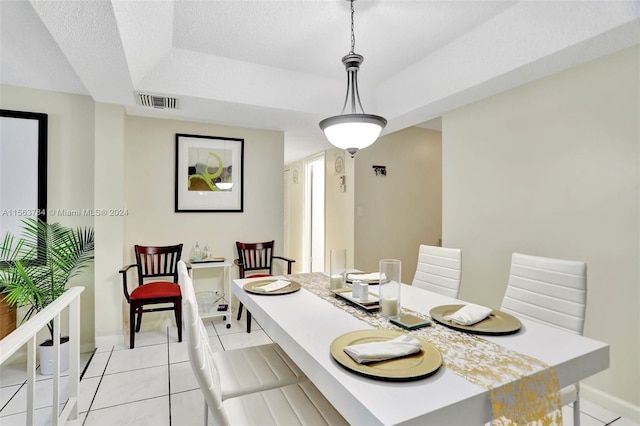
[79, 376, 101, 413]
[1, 376, 69, 416]
[104, 344, 167, 375]
[0, 404, 78, 426]
[171, 389, 212, 426]
[562, 404, 606, 425]
[64, 411, 88, 426]
[203, 320, 217, 336]
[169, 361, 198, 394]
[218, 329, 272, 350]
[0, 362, 27, 387]
[1, 383, 22, 411]
[168, 340, 189, 364]
[214, 316, 262, 335]
[581, 398, 622, 423]
[116, 328, 168, 350]
[612, 416, 640, 426]
[208, 335, 225, 352]
[92, 365, 168, 410]
[80, 351, 94, 371]
[166, 325, 184, 343]
[83, 351, 111, 378]
[84, 395, 170, 426]
[95, 344, 114, 354]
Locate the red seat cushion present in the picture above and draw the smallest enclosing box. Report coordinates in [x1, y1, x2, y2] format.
[247, 273, 272, 278]
[130, 282, 181, 300]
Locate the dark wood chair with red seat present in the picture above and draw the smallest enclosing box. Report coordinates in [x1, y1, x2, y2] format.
[120, 244, 184, 348]
[234, 240, 295, 333]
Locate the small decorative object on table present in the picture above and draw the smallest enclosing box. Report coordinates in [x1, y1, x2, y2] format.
[192, 242, 202, 261]
[379, 259, 401, 320]
[351, 280, 362, 299]
[329, 248, 347, 289]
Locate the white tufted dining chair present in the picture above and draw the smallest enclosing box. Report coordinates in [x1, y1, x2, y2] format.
[411, 244, 462, 298]
[501, 252, 587, 426]
[178, 261, 348, 425]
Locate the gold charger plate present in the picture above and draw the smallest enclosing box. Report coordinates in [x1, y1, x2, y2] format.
[429, 304, 521, 335]
[346, 272, 379, 284]
[331, 288, 380, 311]
[243, 279, 301, 296]
[330, 330, 442, 381]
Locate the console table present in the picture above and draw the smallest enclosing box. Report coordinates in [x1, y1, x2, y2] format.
[189, 260, 232, 328]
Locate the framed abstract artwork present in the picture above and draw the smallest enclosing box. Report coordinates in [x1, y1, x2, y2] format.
[175, 134, 244, 212]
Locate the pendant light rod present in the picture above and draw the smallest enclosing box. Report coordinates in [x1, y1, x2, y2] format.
[349, 0, 356, 54]
[340, 53, 365, 115]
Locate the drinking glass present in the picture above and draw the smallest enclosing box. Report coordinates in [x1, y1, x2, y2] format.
[329, 248, 347, 289]
[379, 259, 401, 319]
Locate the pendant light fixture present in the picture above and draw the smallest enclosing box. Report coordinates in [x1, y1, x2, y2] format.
[319, 0, 387, 157]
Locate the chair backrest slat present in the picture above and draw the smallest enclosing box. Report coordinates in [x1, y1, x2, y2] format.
[135, 244, 183, 285]
[412, 244, 462, 298]
[501, 252, 587, 335]
[237, 241, 275, 275]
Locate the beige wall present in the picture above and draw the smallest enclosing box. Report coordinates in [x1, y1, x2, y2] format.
[443, 46, 639, 414]
[1, 85, 96, 350]
[325, 149, 355, 269]
[123, 116, 286, 329]
[355, 127, 443, 283]
[94, 103, 126, 344]
[0, 87, 287, 346]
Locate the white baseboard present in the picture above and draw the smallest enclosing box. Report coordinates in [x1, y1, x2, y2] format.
[582, 383, 640, 423]
[80, 343, 96, 354]
[94, 333, 124, 349]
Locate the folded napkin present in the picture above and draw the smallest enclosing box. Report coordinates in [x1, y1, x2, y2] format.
[347, 272, 380, 281]
[444, 304, 493, 325]
[343, 335, 422, 364]
[256, 280, 291, 292]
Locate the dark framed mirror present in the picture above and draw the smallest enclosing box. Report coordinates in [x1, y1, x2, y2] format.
[0, 109, 48, 260]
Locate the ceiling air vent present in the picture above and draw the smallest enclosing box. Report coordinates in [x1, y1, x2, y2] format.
[135, 92, 178, 109]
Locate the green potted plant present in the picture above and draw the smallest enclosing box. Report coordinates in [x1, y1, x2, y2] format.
[0, 218, 94, 374]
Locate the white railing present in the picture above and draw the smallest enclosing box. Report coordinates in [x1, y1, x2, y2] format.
[0, 286, 84, 426]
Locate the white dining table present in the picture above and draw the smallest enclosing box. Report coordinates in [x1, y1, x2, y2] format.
[232, 274, 609, 425]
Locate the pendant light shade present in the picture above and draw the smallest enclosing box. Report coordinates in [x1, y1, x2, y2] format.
[320, 0, 386, 157]
[319, 114, 386, 156]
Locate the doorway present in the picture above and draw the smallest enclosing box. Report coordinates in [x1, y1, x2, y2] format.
[304, 155, 325, 272]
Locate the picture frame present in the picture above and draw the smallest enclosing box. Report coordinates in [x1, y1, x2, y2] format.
[175, 134, 244, 212]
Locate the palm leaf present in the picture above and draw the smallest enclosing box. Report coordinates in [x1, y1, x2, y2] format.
[0, 218, 95, 340]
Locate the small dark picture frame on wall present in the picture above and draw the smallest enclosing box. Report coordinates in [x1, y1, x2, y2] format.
[175, 134, 244, 212]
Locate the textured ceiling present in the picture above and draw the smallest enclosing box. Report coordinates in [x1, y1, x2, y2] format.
[1, 0, 638, 163]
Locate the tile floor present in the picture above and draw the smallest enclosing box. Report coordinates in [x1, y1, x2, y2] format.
[1, 315, 637, 425]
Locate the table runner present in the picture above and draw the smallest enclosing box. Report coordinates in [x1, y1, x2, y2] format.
[286, 272, 562, 425]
